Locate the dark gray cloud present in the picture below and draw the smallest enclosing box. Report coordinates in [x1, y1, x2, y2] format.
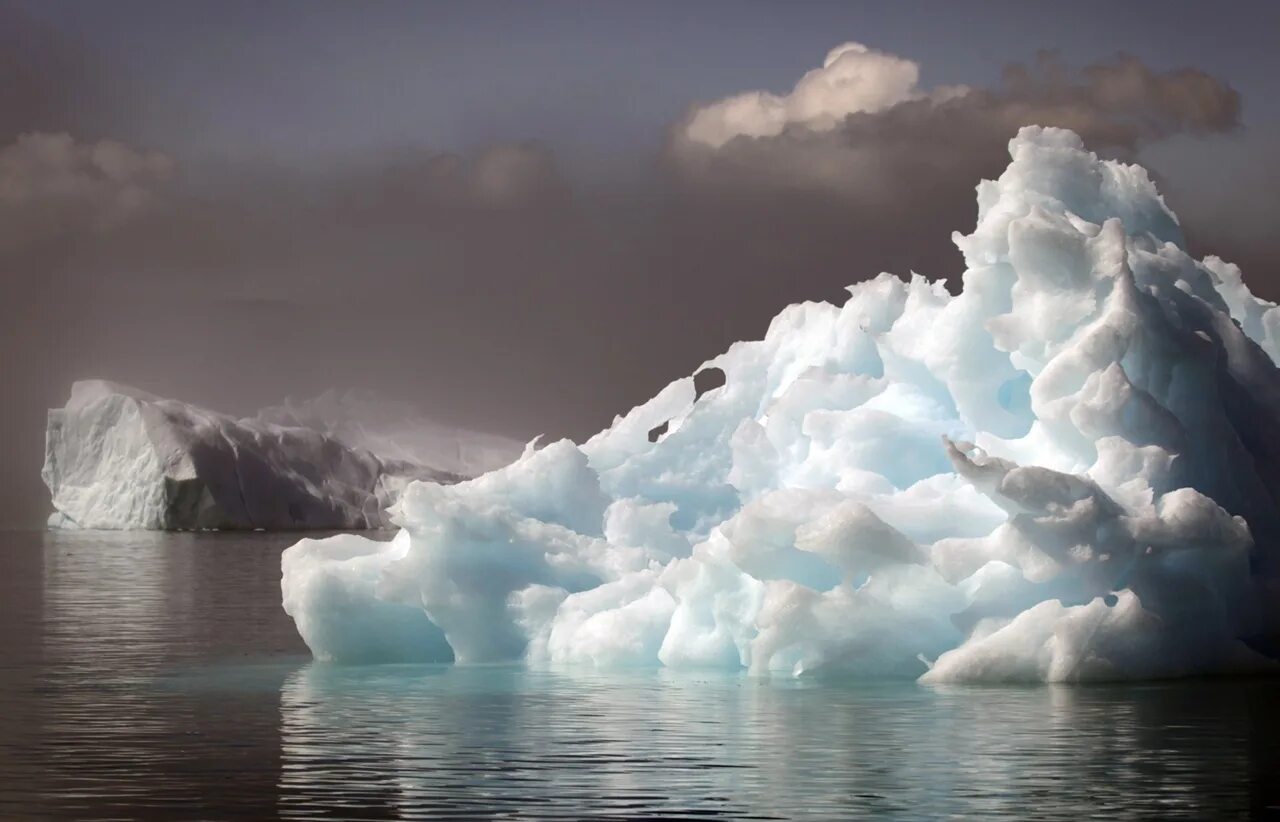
[0, 37, 1271, 527]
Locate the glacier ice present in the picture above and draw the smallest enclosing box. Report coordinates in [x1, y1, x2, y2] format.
[282, 127, 1280, 682]
[42, 381, 501, 530]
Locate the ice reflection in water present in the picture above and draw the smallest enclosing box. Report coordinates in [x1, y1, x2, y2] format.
[278, 663, 1279, 820]
[0, 530, 1277, 819]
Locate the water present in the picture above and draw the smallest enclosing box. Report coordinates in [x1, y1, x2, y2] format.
[1, 530, 1278, 820]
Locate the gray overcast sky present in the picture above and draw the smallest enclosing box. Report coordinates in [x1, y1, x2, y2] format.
[2, 0, 1279, 525]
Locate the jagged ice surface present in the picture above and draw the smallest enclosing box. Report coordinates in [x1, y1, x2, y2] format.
[283, 127, 1280, 682]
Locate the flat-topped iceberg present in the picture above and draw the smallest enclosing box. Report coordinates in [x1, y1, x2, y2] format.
[283, 127, 1280, 682]
[42, 381, 512, 530]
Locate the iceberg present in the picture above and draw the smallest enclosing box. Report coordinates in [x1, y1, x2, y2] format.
[42, 381, 496, 530]
[282, 127, 1280, 681]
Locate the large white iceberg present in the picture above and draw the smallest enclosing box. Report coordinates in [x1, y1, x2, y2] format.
[42, 381, 514, 530]
[283, 127, 1280, 682]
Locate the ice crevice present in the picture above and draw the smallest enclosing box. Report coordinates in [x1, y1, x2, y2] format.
[282, 127, 1280, 682]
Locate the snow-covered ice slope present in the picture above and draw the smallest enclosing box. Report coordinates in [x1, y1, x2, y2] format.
[43, 381, 464, 530]
[283, 127, 1280, 681]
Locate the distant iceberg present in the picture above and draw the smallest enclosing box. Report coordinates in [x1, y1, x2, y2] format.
[282, 127, 1280, 682]
[43, 381, 520, 530]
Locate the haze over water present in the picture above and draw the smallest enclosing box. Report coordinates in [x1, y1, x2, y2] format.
[0, 530, 1275, 819]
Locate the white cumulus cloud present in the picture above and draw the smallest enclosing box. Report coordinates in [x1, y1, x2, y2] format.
[681, 42, 966, 148]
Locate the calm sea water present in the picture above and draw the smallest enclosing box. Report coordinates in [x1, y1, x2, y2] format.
[1, 530, 1278, 820]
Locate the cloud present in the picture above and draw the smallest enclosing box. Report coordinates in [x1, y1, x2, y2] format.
[673, 48, 1240, 201]
[0, 132, 173, 257]
[470, 142, 566, 207]
[339, 140, 568, 214]
[682, 42, 965, 149]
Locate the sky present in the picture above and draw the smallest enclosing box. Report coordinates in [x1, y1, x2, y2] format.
[2, 0, 1279, 526]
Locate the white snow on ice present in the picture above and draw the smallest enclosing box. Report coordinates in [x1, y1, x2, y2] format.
[282, 127, 1280, 682]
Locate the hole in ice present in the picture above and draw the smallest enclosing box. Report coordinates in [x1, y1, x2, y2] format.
[694, 367, 726, 401]
[648, 420, 669, 443]
[1103, 594, 1119, 607]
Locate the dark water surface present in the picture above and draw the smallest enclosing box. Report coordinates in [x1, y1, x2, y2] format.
[1, 530, 1278, 820]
